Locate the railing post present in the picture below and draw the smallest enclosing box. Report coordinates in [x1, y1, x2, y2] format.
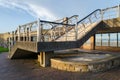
[75, 23, 78, 40]
[12, 31, 15, 45]
[26, 27, 28, 41]
[58, 27, 60, 37]
[118, 4, 120, 17]
[18, 26, 20, 41]
[25, 27, 27, 41]
[23, 27, 25, 41]
[51, 29, 53, 41]
[9, 32, 13, 52]
[101, 10, 103, 20]
[14, 31, 16, 44]
[88, 17, 92, 23]
[63, 17, 68, 41]
[75, 17, 78, 40]
[8, 33, 11, 52]
[29, 25, 32, 41]
[52, 28, 55, 40]
[37, 18, 42, 42]
[11, 31, 14, 47]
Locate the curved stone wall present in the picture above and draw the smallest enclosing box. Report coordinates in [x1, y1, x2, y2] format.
[51, 55, 120, 72]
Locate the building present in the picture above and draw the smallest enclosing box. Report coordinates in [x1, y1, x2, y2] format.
[0, 32, 10, 48]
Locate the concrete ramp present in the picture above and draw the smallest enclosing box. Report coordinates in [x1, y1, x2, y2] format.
[8, 42, 38, 59]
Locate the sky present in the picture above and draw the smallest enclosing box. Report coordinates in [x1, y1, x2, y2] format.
[0, 0, 119, 33]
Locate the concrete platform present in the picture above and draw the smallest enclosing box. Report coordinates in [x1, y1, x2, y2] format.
[51, 50, 120, 72]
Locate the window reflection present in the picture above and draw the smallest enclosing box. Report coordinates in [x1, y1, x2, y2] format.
[95, 34, 101, 46]
[110, 33, 117, 47]
[118, 33, 120, 47]
[95, 33, 119, 47]
[102, 34, 109, 46]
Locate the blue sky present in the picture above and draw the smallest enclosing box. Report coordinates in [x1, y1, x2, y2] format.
[0, 0, 119, 33]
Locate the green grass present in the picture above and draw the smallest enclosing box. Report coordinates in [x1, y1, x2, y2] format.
[0, 46, 9, 53]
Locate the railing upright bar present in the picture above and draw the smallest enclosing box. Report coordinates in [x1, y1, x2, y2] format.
[28, 27, 30, 41]
[118, 4, 120, 17]
[18, 26, 20, 41]
[75, 17, 78, 40]
[23, 27, 25, 41]
[37, 18, 42, 42]
[8, 35, 11, 52]
[14, 31, 16, 44]
[101, 10, 103, 20]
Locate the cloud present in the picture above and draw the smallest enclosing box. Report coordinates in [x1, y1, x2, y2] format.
[0, 0, 57, 20]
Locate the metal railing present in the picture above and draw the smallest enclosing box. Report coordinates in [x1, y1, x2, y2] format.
[101, 5, 120, 20]
[75, 5, 120, 41]
[41, 15, 78, 41]
[8, 5, 120, 50]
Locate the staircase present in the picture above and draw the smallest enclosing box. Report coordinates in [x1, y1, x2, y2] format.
[8, 5, 120, 59]
[55, 9, 102, 42]
[43, 15, 78, 41]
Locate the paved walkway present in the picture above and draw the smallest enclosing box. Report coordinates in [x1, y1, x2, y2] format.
[0, 52, 120, 80]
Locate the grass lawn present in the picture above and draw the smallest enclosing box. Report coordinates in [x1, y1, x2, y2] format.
[0, 46, 9, 53]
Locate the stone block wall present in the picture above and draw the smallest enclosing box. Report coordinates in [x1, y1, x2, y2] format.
[51, 56, 120, 72]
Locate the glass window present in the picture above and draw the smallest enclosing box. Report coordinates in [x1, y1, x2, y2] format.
[95, 34, 101, 46]
[118, 33, 120, 47]
[110, 33, 117, 47]
[102, 34, 109, 46]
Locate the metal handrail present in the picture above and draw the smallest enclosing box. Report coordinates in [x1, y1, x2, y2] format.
[43, 15, 78, 35]
[45, 5, 120, 41]
[77, 9, 101, 24]
[54, 9, 102, 41]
